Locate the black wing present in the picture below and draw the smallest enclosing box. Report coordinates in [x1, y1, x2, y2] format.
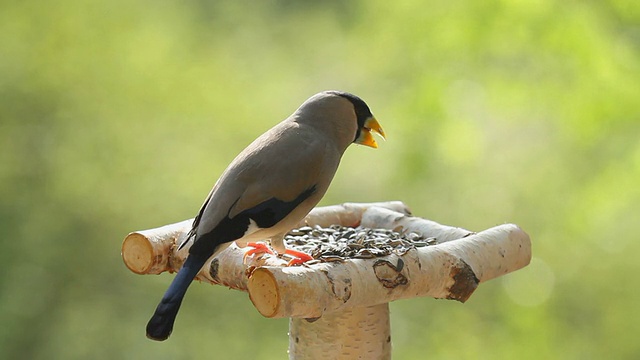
[188, 185, 317, 257]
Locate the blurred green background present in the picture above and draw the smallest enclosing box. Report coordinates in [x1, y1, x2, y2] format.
[1, 0, 639, 359]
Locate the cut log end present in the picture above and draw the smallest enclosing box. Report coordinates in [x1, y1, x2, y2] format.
[121, 233, 155, 274]
[447, 259, 479, 302]
[248, 268, 280, 318]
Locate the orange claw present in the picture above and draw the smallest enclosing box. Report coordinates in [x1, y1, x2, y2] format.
[284, 248, 314, 266]
[244, 242, 275, 261]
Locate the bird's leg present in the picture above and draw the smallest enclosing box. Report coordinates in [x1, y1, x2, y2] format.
[270, 233, 314, 266]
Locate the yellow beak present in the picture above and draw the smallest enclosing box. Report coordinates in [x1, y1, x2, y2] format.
[355, 117, 386, 148]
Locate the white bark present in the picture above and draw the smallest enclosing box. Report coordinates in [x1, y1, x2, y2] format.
[247, 223, 530, 319]
[293, 201, 410, 229]
[289, 304, 391, 360]
[360, 207, 474, 244]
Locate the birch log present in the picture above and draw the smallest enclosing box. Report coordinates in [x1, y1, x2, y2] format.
[288, 304, 391, 360]
[360, 207, 474, 244]
[247, 223, 530, 318]
[121, 201, 411, 289]
[123, 202, 531, 359]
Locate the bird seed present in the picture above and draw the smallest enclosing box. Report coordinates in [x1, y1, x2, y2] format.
[283, 225, 436, 263]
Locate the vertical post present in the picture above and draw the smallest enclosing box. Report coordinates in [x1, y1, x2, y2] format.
[288, 303, 391, 360]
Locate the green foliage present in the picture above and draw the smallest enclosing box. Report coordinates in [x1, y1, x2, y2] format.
[1, 0, 639, 358]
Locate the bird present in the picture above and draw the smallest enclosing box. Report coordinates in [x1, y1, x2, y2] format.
[145, 90, 385, 341]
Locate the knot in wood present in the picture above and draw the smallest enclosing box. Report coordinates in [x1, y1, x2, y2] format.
[373, 258, 408, 289]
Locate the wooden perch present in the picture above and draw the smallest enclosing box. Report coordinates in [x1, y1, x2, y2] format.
[122, 201, 531, 359]
[122, 201, 411, 288]
[247, 219, 529, 318]
[360, 207, 474, 244]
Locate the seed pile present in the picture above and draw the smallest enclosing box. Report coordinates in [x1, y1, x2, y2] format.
[284, 224, 436, 263]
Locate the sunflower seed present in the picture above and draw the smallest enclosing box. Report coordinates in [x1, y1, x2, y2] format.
[283, 223, 437, 263]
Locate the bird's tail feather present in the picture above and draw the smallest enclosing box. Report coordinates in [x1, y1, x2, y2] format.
[146, 255, 207, 341]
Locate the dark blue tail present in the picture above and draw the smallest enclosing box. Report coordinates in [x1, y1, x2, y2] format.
[146, 255, 207, 341]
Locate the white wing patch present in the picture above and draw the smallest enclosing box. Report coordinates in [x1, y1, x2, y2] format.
[244, 218, 261, 237]
[234, 218, 266, 249]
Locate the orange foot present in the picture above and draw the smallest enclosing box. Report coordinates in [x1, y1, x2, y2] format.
[284, 248, 314, 266]
[244, 242, 275, 262]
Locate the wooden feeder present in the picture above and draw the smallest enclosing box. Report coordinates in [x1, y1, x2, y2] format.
[122, 201, 531, 359]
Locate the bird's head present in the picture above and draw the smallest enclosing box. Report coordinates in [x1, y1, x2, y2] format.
[332, 91, 386, 149]
[297, 91, 386, 149]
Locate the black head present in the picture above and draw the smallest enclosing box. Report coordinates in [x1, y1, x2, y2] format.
[325, 91, 375, 142]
